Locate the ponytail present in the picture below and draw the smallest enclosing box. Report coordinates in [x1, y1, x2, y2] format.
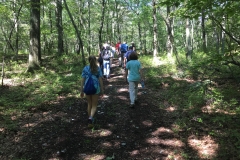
[88, 56, 98, 74]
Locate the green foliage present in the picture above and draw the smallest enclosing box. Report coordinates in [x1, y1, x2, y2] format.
[140, 54, 240, 158]
[1, 55, 83, 116]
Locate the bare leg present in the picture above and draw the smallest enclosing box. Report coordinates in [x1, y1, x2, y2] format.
[86, 95, 92, 117]
[86, 94, 99, 118]
[90, 94, 99, 117]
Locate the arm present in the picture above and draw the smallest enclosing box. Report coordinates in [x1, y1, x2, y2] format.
[125, 69, 128, 82]
[99, 77, 104, 95]
[80, 77, 85, 97]
[124, 57, 127, 68]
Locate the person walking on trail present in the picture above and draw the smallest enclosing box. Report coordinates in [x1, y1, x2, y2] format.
[130, 41, 136, 51]
[110, 42, 116, 68]
[119, 42, 128, 68]
[123, 46, 135, 69]
[125, 52, 142, 108]
[103, 41, 110, 50]
[98, 47, 104, 74]
[80, 56, 104, 125]
[101, 46, 111, 79]
[115, 40, 121, 55]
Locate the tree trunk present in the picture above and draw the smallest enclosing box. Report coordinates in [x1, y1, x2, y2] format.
[186, 18, 192, 60]
[87, 0, 91, 55]
[166, 5, 174, 57]
[137, 22, 142, 52]
[115, 0, 120, 41]
[14, 0, 22, 59]
[202, 10, 207, 53]
[56, 0, 64, 55]
[27, 0, 41, 72]
[221, 17, 225, 54]
[1, 56, 4, 86]
[63, 0, 85, 65]
[98, 0, 106, 50]
[152, 0, 158, 56]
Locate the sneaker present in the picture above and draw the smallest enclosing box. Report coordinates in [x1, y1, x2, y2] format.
[88, 118, 92, 124]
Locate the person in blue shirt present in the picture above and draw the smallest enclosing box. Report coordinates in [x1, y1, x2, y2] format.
[125, 52, 142, 108]
[80, 56, 104, 125]
[119, 42, 128, 67]
[123, 46, 135, 69]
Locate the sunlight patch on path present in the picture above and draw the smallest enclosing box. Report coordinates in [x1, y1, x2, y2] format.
[84, 129, 112, 138]
[146, 137, 184, 147]
[77, 154, 105, 160]
[151, 127, 174, 136]
[188, 135, 218, 159]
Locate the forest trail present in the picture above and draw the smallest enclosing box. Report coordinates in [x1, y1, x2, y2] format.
[0, 57, 202, 160]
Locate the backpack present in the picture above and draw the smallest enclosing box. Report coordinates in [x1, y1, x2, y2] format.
[102, 49, 110, 60]
[83, 69, 97, 95]
[120, 43, 128, 52]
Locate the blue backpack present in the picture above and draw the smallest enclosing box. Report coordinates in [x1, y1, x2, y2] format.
[120, 43, 128, 52]
[84, 69, 97, 95]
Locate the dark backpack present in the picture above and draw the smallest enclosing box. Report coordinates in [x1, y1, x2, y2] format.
[84, 69, 97, 95]
[102, 49, 110, 60]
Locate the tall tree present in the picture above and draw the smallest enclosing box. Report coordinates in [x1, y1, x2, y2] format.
[56, 0, 63, 55]
[27, 0, 41, 72]
[201, 9, 207, 53]
[164, 5, 174, 56]
[87, 0, 91, 55]
[63, 0, 85, 65]
[152, 0, 158, 56]
[98, 0, 106, 50]
[186, 18, 192, 60]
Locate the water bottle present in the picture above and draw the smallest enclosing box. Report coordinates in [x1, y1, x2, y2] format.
[141, 80, 145, 88]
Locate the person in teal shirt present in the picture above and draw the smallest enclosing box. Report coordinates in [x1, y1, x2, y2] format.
[125, 52, 142, 108]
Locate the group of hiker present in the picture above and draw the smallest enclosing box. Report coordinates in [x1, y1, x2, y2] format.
[80, 40, 143, 126]
[98, 40, 137, 79]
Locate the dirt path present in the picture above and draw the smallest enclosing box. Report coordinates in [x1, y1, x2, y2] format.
[1, 58, 193, 160]
[64, 58, 184, 160]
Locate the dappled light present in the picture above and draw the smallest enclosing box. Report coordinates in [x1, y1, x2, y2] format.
[110, 75, 124, 80]
[101, 141, 112, 148]
[146, 137, 184, 147]
[129, 149, 140, 156]
[116, 95, 128, 101]
[84, 129, 112, 138]
[117, 88, 128, 92]
[142, 120, 153, 127]
[152, 57, 164, 66]
[78, 154, 106, 160]
[22, 122, 38, 128]
[165, 106, 177, 112]
[151, 127, 173, 136]
[202, 104, 237, 115]
[188, 135, 218, 159]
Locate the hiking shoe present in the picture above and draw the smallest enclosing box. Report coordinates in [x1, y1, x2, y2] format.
[88, 118, 92, 124]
